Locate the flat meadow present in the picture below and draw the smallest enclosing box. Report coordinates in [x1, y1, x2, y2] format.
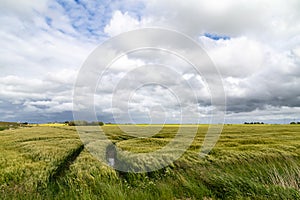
[0, 124, 300, 199]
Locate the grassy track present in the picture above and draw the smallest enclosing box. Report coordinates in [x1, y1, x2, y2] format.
[0, 126, 82, 199]
[0, 125, 300, 199]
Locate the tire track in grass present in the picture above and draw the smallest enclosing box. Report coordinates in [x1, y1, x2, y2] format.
[49, 144, 84, 182]
[16, 137, 75, 143]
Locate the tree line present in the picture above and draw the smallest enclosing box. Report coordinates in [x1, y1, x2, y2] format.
[66, 121, 104, 126]
[244, 122, 264, 124]
[290, 122, 300, 125]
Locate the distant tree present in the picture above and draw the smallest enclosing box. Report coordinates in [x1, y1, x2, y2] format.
[68, 120, 105, 126]
[99, 122, 104, 126]
[68, 121, 75, 126]
[244, 122, 264, 125]
[68, 120, 90, 126]
[88, 121, 97, 126]
[76, 120, 88, 126]
[297, 122, 300, 124]
[290, 122, 296, 124]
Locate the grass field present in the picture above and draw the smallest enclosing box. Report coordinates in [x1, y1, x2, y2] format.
[0, 121, 21, 131]
[1, 124, 300, 199]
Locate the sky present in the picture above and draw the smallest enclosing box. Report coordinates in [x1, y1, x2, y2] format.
[0, 0, 300, 124]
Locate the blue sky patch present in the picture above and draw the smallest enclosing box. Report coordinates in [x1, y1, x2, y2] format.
[50, 0, 146, 41]
[204, 33, 230, 40]
[45, 17, 52, 26]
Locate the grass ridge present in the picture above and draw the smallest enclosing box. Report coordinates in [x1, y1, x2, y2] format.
[49, 144, 84, 182]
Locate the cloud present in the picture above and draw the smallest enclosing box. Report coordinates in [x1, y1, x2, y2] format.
[141, 0, 300, 41]
[225, 106, 300, 124]
[0, 0, 103, 122]
[1, 0, 300, 123]
[104, 10, 141, 37]
[200, 36, 265, 77]
[0, 0, 48, 18]
[99, 0, 300, 123]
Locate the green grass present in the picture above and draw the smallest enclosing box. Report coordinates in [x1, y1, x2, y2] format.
[0, 121, 20, 131]
[1, 125, 300, 199]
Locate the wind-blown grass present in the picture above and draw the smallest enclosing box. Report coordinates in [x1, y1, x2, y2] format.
[0, 126, 82, 199]
[1, 124, 300, 199]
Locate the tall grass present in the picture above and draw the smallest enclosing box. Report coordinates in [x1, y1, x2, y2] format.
[1, 125, 300, 199]
[0, 126, 82, 199]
